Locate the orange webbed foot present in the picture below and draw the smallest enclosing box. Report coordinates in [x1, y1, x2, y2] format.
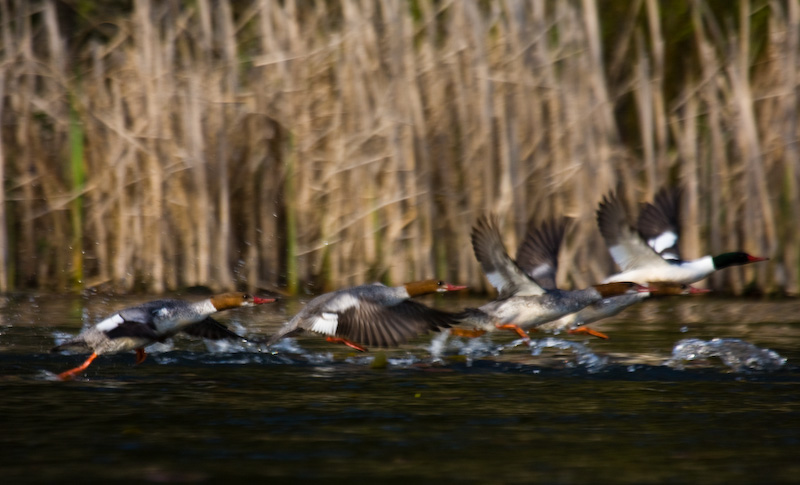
[57, 352, 99, 381]
[495, 324, 533, 343]
[450, 328, 487, 338]
[135, 348, 147, 365]
[567, 327, 609, 339]
[326, 336, 368, 352]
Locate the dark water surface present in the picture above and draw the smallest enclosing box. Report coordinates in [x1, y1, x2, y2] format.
[2, 293, 800, 483]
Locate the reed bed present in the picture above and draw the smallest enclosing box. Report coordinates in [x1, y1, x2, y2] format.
[0, 0, 797, 295]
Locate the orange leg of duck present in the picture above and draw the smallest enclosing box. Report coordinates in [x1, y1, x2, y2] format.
[568, 327, 609, 339]
[134, 348, 147, 364]
[495, 324, 533, 342]
[57, 352, 99, 381]
[449, 328, 487, 338]
[326, 337, 368, 352]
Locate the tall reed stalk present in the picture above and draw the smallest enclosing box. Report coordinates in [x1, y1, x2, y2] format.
[68, 93, 84, 289]
[0, 0, 797, 295]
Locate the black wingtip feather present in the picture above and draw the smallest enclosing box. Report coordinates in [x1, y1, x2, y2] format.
[637, 186, 682, 238]
[471, 215, 507, 272]
[596, 192, 631, 245]
[516, 216, 570, 290]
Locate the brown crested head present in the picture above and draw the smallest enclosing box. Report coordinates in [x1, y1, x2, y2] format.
[592, 282, 650, 297]
[210, 292, 275, 311]
[403, 279, 468, 297]
[646, 282, 712, 296]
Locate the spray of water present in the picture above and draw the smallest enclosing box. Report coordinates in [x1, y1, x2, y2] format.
[665, 338, 786, 372]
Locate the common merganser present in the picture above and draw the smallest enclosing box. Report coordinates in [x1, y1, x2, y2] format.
[515, 215, 709, 339]
[265, 280, 467, 352]
[455, 215, 649, 341]
[52, 293, 274, 380]
[598, 189, 768, 284]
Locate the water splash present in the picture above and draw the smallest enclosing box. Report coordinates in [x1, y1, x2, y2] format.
[527, 337, 609, 373]
[427, 330, 504, 366]
[51, 330, 76, 348]
[263, 338, 306, 355]
[665, 338, 786, 372]
[202, 338, 247, 354]
[258, 338, 336, 365]
[427, 331, 450, 362]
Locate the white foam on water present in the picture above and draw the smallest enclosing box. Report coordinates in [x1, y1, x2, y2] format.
[665, 338, 786, 372]
[425, 329, 502, 366]
[256, 337, 308, 357]
[528, 337, 609, 373]
[387, 354, 423, 367]
[147, 341, 174, 354]
[203, 338, 247, 354]
[304, 352, 335, 365]
[51, 330, 76, 348]
[427, 330, 451, 362]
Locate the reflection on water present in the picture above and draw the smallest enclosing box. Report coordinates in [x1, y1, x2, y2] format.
[1, 294, 800, 483]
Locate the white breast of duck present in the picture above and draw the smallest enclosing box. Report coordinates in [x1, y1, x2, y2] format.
[603, 256, 715, 285]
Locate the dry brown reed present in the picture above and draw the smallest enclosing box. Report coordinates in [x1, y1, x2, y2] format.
[0, 0, 797, 295]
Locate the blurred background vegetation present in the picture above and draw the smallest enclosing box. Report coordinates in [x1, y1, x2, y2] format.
[0, 0, 797, 295]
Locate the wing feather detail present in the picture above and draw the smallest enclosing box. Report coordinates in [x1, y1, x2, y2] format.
[596, 193, 669, 272]
[637, 186, 682, 261]
[471, 215, 545, 298]
[515, 217, 569, 290]
[333, 300, 456, 348]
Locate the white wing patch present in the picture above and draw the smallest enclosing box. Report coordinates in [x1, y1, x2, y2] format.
[648, 231, 677, 256]
[96, 313, 124, 331]
[608, 245, 632, 267]
[485, 271, 507, 292]
[326, 293, 361, 313]
[310, 312, 339, 336]
[531, 264, 552, 279]
[660, 251, 680, 261]
[530, 264, 554, 284]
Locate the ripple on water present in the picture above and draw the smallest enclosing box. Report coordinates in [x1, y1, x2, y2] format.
[665, 337, 787, 372]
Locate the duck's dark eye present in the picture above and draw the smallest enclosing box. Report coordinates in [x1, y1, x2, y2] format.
[243, 294, 252, 300]
[437, 280, 445, 286]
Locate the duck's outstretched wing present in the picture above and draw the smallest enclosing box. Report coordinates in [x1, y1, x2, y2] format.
[596, 193, 669, 272]
[472, 215, 545, 299]
[637, 186, 682, 261]
[515, 217, 569, 291]
[332, 299, 457, 348]
[182, 317, 249, 341]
